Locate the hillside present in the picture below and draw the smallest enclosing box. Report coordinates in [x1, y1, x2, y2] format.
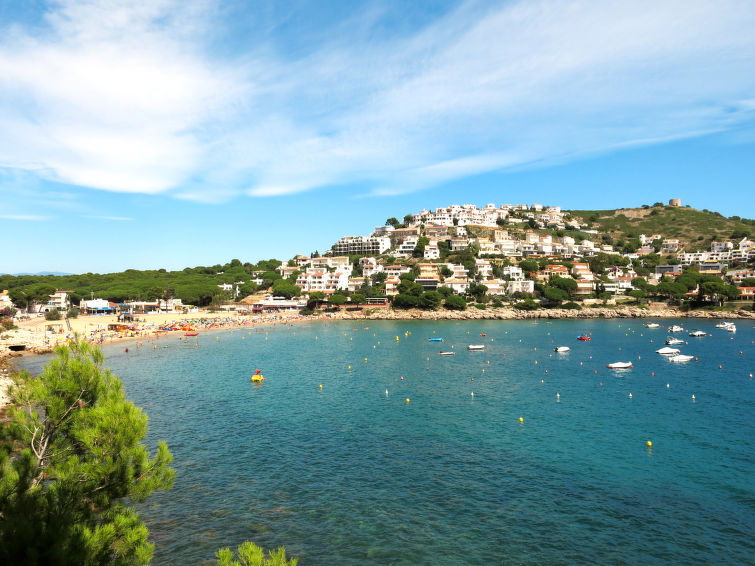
[567, 204, 754, 252]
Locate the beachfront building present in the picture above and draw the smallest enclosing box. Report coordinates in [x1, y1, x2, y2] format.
[38, 289, 72, 312]
[80, 298, 118, 315]
[332, 235, 391, 256]
[252, 296, 306, 313]
[0, 290, 12, 309]
[507, 280, 535, 294]
[295, 268, 350, 294]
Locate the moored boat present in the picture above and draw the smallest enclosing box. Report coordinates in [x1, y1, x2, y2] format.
[669, 354, 694, 362]
[689, 330, 707, 337]
[668, 325, 684, 332]
[429, 337, 443, 342]
[656, 346, 681, 355]
[577, 335, 591, 341]
[554, 346, 570, 352]
[467, 344, 485, 350]
[439, 351, 456, 356]
[606, 361, 633, 369]
[665, 338, 684, 345]
[645, 323, 660, 328]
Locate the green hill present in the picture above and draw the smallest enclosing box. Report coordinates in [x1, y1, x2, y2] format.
[567, 204, 754, 252]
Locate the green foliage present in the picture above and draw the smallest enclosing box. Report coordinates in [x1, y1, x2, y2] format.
[44, 308, 61, 321]
[419, 290, 442, 310]
[439, 265, 453, 278]
[549, 275, 577, 293]
[0, 340, 174, 565]
[351, 293, 366, 305]
[386, 217, 401, 229]
[543, 286, 569, 303]
[412, 236, 430, 258]
[467, 282, 488, 301]
[1, 319, 17, 331]
[397, 279, 424, 296]
[393, 293, 419, 309]
[562, 301, 582, 310]
[738, 277, 755, 287]
[215, 540, 297, 566]
[66, 307, 80, 318]
[514, 298, 539, 310]
[443, 295, 466, 310]
[271, 280, 301, 300]
[329, 293, 347, 306]
[518, 260, 539, 276]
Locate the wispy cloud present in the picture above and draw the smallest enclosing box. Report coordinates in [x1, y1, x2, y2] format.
[0, 214, 48, 221]
[0, 0, 754, 202]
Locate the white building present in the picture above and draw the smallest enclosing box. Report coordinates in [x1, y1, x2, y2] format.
[332, 235, 391, 256]
[295, 268, 351, 293]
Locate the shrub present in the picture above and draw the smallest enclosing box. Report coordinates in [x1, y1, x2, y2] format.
[1, 319, 17, 331]
[44, 309, 61, 321]
[514, 298, 539, 310]
[562, 301, 582, 310]
[443, 295, 466, 310]
[66, 307, 79, 318]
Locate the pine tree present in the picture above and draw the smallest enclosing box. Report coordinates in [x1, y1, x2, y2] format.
[0, 339, 174, 565]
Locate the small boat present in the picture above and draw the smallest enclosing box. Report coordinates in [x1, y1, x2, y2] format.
[715, 321, 734, 329]
[429, 337, 443, 342]
[606, 361, 633, 369]
[251, 374, 266, 383]
[467, 344, 485, 350]
[439, 351, 456, 356]
[669, 354, 694, 362]
[665, 338, 684, 345]
[577, 335, 591, 341]
[668, 325, 684, 332]
[479, 333, 487, 336]
[645, 323, 660, 328]
[726, 324, 736, 333]
[656, 347, 681, 355]
[688, 330, 707, 337]
[184, 331, 199, 337]
[8, 344, 26, 351]
[554, 346, 570, 352]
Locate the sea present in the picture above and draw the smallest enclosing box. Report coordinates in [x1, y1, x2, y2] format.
[17, 319, 755, 565]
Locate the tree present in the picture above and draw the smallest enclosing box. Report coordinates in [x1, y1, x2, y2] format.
[439, 265, 453, 278]
[385, 217, 401, 229]
[329, 293, 347, 306]
[44, 308, 61, 321]
[549, 276, 577, 294]
[468, 283, 488, 302]
[271, 280, 301, 299]
[518, 260, 539, 277]
[0, 340, 174, 564]
[402, 214, 414, 227]
[215, 541, 297, 566]
[393, 293, 419, 309]
[419, 290, 442, 310]
[443, 295, 466, 310]
[412, 236, 429, 258]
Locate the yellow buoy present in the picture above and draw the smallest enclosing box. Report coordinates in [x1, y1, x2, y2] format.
[406, 398, 410, 403]
[519, 417, 524, 423]
[319, 384, 323, 389]
[364, 357, 368, 362]
[396, 336, 399, 341]
[646, 440, 652, 447]
[348, 365, 351, 370]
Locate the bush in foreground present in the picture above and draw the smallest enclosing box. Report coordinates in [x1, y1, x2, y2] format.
[215, 541, 298, 566]
[0, 339, 174, 565]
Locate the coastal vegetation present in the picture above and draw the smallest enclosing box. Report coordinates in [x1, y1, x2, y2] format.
[0, 340, 174, 564]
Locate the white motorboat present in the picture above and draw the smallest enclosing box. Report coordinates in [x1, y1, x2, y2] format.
[669, 354, 694, 362]
[689, 330, 707, 337]
[439, 351, 456, 356]
[726, 324, 736, 333]
[467, 344, 485, 351]
[645, 323, 660, 328]
[665, 338, 684, 345]
[715, 321, 734, 329]
[656, 347, 681, 355]
[606, 361, 633, 369]
[554, 346, 570, 352]
[668, 325, 684, 332]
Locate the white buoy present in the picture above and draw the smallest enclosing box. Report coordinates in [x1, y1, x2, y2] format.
[629, 393, 633, 398]
[385, 389, 388, 396]
[556, 392, 560, 400]
[471, 392, 474, 397]
[666, 383, 670, 388]
[692, 394, 696, 401]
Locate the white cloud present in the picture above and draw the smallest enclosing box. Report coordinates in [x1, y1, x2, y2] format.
[0, 0, 754, 202]
[0, 214, 49, 221]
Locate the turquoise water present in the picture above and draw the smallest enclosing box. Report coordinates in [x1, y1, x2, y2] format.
[19, 320, 755, 564]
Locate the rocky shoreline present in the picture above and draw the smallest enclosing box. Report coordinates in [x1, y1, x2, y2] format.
[321, 305, 755, 322]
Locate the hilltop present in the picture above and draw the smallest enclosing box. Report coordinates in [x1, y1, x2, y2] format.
[568, 203, 754, 253]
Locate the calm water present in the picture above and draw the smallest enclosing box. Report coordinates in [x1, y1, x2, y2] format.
[19, 319, 755, 565]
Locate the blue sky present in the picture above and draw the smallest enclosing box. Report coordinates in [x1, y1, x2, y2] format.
[1, 0, 754, 274]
